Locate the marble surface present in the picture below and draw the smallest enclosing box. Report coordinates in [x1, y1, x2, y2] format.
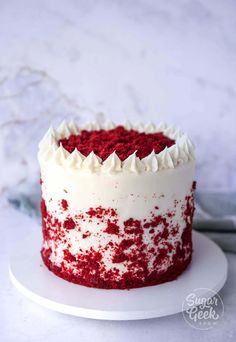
[1, 206, 236, 342]
[0, 0, 236, 197]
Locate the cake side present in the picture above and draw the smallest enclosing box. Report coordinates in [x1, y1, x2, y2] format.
[39, 121, 196, 289]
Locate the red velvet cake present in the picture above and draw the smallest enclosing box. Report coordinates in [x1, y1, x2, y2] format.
[38, 121, 196, 289]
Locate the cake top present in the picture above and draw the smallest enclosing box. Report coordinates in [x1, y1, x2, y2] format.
[38, 121, 195, 173]
[59, 126, 175, 161]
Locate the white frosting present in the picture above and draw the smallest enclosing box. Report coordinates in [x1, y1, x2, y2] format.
[83, 151, 102, 172]
[56, 120, 71, 139]
[133, 122, 145, 132]
[122, 152, 145, 173]
[40, 160, 195, 273]
[53, 144, 70, 165]
[142, 150, 159, 172]
[79, 122, 95, 131]
[101, 151, 122, 173]
[123, 120, 132, 130]
[102, 120, 115, 130]
[65, 149, 84, 168]
[38, 126, 57, 150]
[68, 120, 79, 135]
[155, 121, 168, 132]
[39, 120, 195, 278]
[38, 120, 195, 173]
[157, 147, 175, 170]
[145, 122, 156, 133]
[178, 134, 195, 161]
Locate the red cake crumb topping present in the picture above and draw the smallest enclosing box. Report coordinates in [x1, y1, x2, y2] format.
[61, 199, 68, 211]
[181, 181, 196, 249]
[59, 126, 175, 161]
[86, 206, 117, 219]
[63, 217, 76, 230]
[40, 181, 196, 289]
[64, 250, 77, 263]
[119, 239, 134, 249]
[123, 218, 142, 234]
[104, 220, 120, 234]
[82, 232, 91, 239]
[143, 215, 168, 229]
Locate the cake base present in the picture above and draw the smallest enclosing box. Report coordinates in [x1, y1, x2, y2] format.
[9, 231, 227, 321]
[41, 248, 192, 289]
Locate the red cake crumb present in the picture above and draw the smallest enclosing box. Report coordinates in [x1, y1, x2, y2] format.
[41, 199, 50, 240]
[112, 252, 129, 263]
[123, 218, 142, 234]
[143, 215, 168, 229]
[41, 199, 47, 219]
[104, 220, 120, 234]
[119, 239, 134, 249]
[181, 181, 196, 251]
[153, 248, 168, 266]
[61, 199, 68, 211]
[40, 181, 196, 289]
[86, 206, 117, 219]
[63, 217, 76, 230]
[59, 126, 175, 161]
[82, 232, 91, 239]
[64, 250, 77, 263]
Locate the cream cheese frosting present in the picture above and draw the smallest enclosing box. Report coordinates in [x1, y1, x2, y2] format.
[39, 120, 196, 289]
[38, 120, 195, 173]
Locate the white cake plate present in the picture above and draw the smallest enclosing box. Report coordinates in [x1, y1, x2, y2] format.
[9, 231, 227, 320]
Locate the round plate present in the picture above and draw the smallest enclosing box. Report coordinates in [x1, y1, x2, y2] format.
[9, 231, 227, 320]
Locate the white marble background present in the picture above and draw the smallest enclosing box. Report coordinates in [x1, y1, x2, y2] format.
[0, 0, 236, 196]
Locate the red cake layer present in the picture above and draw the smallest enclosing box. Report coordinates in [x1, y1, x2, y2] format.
[59, 126, 175, 161]
[40, 182, 196, 289]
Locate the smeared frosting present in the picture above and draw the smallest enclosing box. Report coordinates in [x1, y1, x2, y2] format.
[38, 120, 195, 173]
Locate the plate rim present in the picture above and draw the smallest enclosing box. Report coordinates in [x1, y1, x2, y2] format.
[9, 231, 228, 321]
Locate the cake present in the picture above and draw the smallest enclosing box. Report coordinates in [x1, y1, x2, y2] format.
[38, 121, 196, 289]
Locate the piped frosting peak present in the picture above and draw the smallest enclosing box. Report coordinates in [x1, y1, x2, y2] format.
[142, 150, 159, 172]
[38, 120, 195, 173]
[83, 151, 102, 172]
[102, 152, 122, 173]
[66, 149, 85, 168]
[123, 152, 145, 173]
